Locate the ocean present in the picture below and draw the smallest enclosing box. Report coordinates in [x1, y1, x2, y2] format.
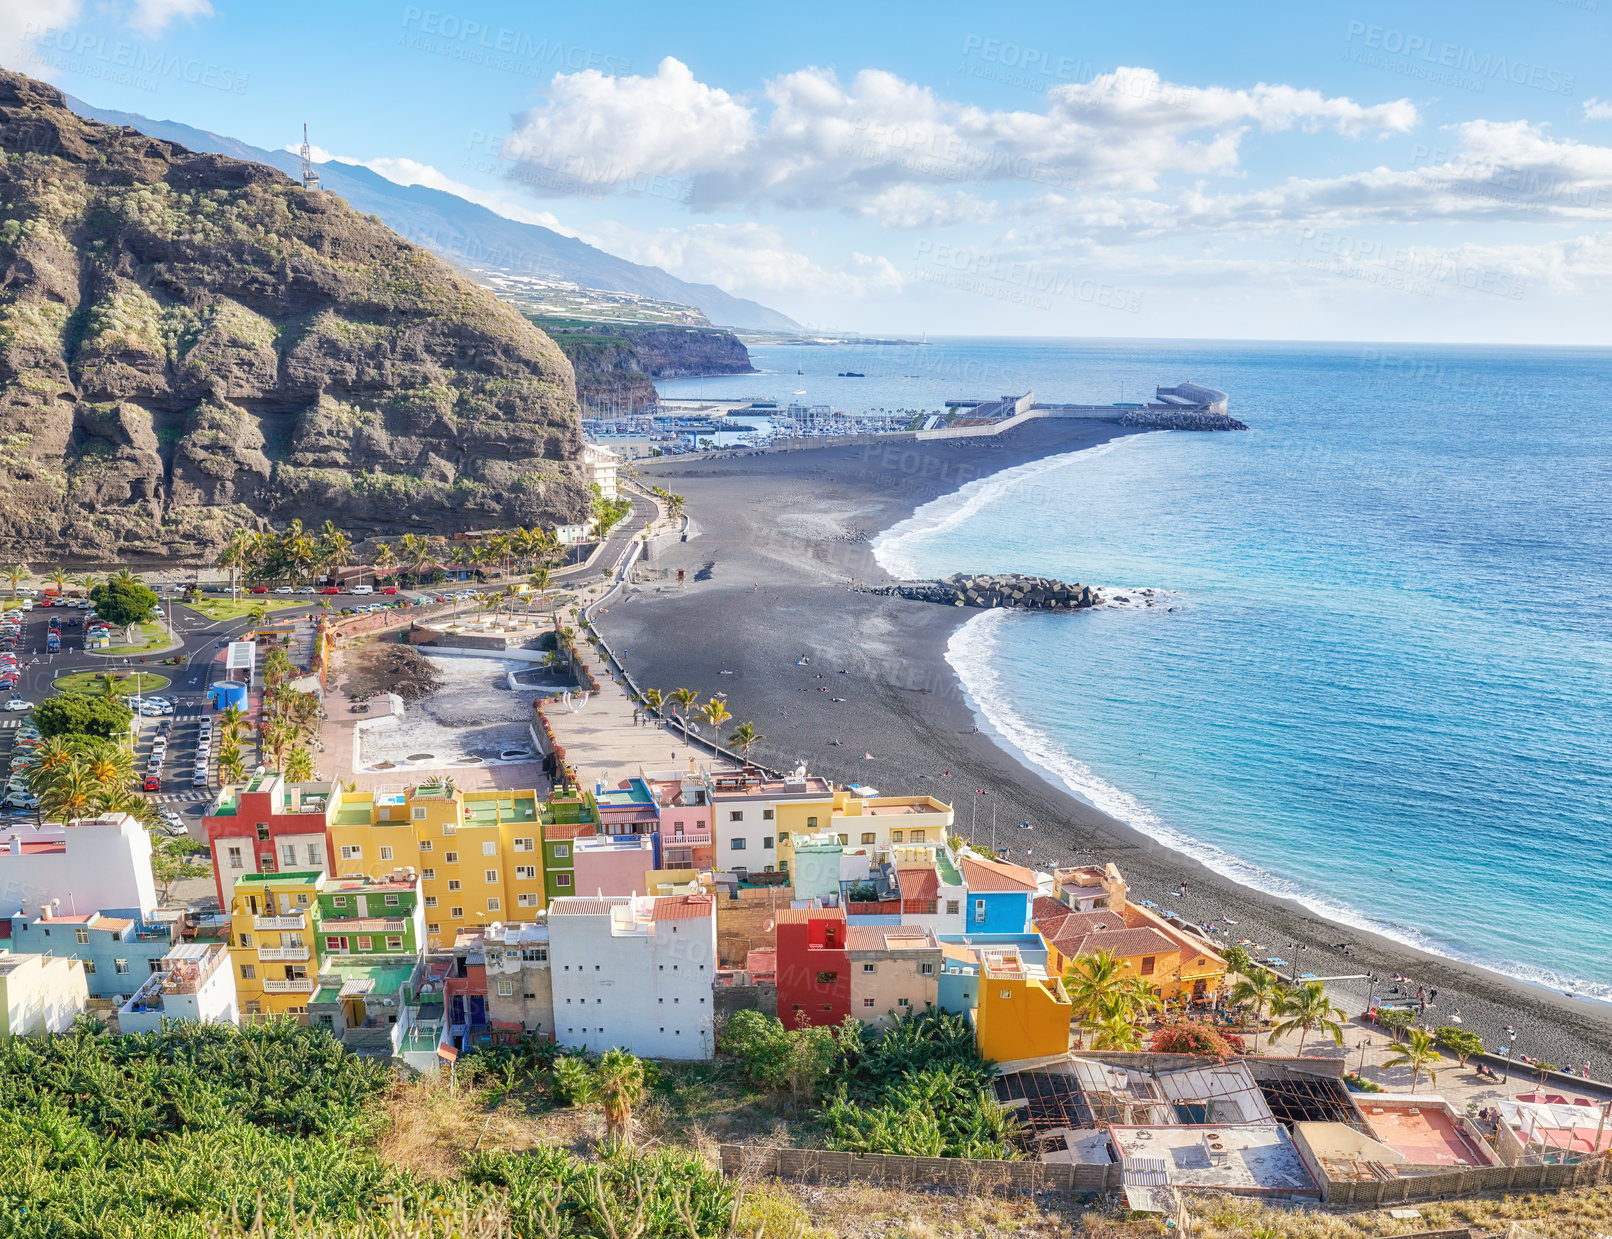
[660, 338, 1612, 1001]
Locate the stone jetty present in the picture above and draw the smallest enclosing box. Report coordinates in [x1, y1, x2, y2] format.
[865, 573, 1099, 610]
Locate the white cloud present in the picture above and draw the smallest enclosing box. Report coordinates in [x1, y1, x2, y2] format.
[499, 60, 1415, 211]
[1584, 98, 1612, 121]
[502, 56, 754, 194]
[584, 220, 903, 300]
[126, 0, 214, 36]
[0, 0, 82, 74]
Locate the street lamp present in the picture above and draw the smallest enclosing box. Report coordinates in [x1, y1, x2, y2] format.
[1357, 975, 1379, 1073]
[1502, 1029, 1519, 1083]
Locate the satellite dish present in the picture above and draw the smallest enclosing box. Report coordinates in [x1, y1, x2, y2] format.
[763, 919, 775, 933]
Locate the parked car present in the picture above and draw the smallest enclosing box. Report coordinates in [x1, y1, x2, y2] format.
[3, 700, 32, 712]
[296, 586, 316, 594]
[321, 586, 340, 594]
[142, 775, 161, 792]
[191, 772, 209, 787]
[274, 586, 294, 594]
[380, 586, 398, 595]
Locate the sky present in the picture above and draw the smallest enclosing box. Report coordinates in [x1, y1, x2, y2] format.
[4, 0, 1611, 342]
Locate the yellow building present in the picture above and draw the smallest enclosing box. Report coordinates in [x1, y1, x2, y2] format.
[972, 946, 1073, 1066]
[325, 783, 546, 950]
[229, 870, 321, 1018]
[774, 789, 954, 873]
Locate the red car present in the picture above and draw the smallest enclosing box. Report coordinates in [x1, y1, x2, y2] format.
[143, 775, 160, 792]
[380, 586, 398, 595]
[321, 586, 340, 595]
[250, 586, 268, 594]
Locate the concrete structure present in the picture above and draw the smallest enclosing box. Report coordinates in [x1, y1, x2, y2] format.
[573, 833, 657, 897]
[228, 870, 323, 1018]
[973, 946, 1072, 1064]
[790, 832, 848, 901]
[1108, 1124, 1318, 1199]
[204, 772, 337, 905]
[711, 765, 834, 878]
[958, 854, 1041, 933]
[581, 442, 622, 500]
[0, 951, 88, 1037]
[937, 933, 1055, 1015]
[478, 921, 554, 1037]
[117, 943, 237, 1033]
[540, 792, 601, 901]
[0, 814, 157, 919]
[1355, 1095, 1499, 1168]
[641, 764, 714, 871]
[1495, 1096, 1612, 1165]
[774, 906, 851, 1029]
[892, 844, 967, 935]
[8, 909, 175, 1002]
[547, 893, 717, 1058]
[845, 924, 941, 1026]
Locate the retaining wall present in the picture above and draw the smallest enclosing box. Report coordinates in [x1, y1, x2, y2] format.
[716, 1145, 1118, 1192]
[1320, 1156, 1605, 1206]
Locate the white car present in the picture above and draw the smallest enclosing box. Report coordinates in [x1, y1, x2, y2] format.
[296, 586, 316, 594]
[14, 588, 36, 597]
[3, 700, 31, 712]
[274, 586, 294, 594]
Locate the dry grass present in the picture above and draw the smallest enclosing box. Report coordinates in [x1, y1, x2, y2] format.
[373, 1066, 544, 1179]
[727, 1179, 1097, 1239]
[1187, 1184, 1612, 1239]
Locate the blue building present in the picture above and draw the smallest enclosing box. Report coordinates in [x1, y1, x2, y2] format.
[7, 910, 179, 1002]
[936, 932, 1053, 1014]
[957, 855, 1040, 934]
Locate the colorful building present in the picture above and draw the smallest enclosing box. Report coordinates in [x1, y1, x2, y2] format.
[957, 854, 1042, 933]
[547, 893, 717, 1059]
[228, 870, 323, 1018]
[640, 764, 714, 871]
[117, 943, 237, 1034]
[711, 767, 834, 878]
[0, 813, 157, 918]
[438, 922, 554, 1046]
[573, 834, 657, 897]
[774, 907, 851, 1028]
[540, 792, 601, 900]
[203, 774, 336, 905]
[845, 925, 942, 1026]
[7, 909, 176, 1003]
[593, 777, 660, 841]
[972, 945, 1073, 1065]
[0, 951, 89, 1038]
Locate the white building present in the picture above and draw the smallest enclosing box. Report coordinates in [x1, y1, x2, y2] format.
[117, 943, 237, 1034]
[547, 893, 716, 1059]
[581, 442, 622, 501]
[0, 952, 89, 1038]
[0, 814, 156, 919]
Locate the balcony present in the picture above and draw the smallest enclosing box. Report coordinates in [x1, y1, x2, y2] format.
[258, 946, 310, 962]
[253, 914, 307, 930]
[262, 977, 316, 994]
[665, 830, 712, 846]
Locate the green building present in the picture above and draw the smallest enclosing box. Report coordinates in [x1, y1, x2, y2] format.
[540, 792, 600, 900]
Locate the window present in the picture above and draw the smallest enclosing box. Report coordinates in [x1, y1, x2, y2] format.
[444, 851, 459, 864]
[764, 864, 776, 873]
[332, 896, 347, 908]
[281, 844, 296, 866]
[447, 879, 461, 892]
[419, 840, 433, 852]
[837, 834, 849, 845]
[450, 907, 464, 919]
[517, 892, 540, 907]
[729, 810, 743, 822]
[340, 845, 362, 860]
[412, 807, 426, 820]
[861, 832, 876, 845]
[816, 971, 837, 984]
[513, 837, 534, 851]
[806, 816, 818, 828]
[862, 963, 875, 974]
[946, 900, 959, 916]
[732, 865, 747, 876]
[974, 899, 987, 922]
[75, 928, 89, 945]
[762, 809, 774, 820]
[486, 898, 500, 912]
[384, 894, 399, 906]
[306, 844, 322, 866]
[484, 869, 499, 884]
[256, 823, 270, 841]
[555, 874, 572, 888]
[911, 830, 925, 843]
[777, 829, 790, 842]
[422, 868, 436, 881]
[731, 838, 746, 850]
[482, 841, 497, 857]
[1140, 956, 1156, 976]
[114, 959, 130, 974]
[897, 997, 910, 1007]
[82, 960, 95, 974]
[357, 936, 372, 951]
[326, 937, 342, 952]
[891, 830, 903, 843]
[442, 822, 456, 835]
[386, 936, 403, 950]
[227, 846, 243, 869]
[379, 846, 394, 861]
[522, 948, 548, 962]
[863, 997, 875, 1008]
[424, 896, 437, 909]
[295, 893, 308, 905]
[241, 964, 256, 980]
[762, 836, 774, 850]
[515, 865, 536, 880]
[240, 933, 252, 948]
[920, 963, 935, 975]
[552, 844, 570, 859]
[497, 979, 513, 996]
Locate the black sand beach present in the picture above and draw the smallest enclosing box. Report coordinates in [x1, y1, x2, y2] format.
[599, 421, 1612, 1078]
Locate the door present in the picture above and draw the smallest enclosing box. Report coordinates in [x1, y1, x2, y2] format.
[1192, 978, 1207, 1000]
[450, 995, 465, 1024]
[469, 996, 487, 1026]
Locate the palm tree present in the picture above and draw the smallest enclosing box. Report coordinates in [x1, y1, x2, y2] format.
[247, 602, 268, 627]
[218, 743, 245, 786]
[261, 719, 294, 770]
[1061, 949, 1127, 1040]
[219, 704, 248, 747]
[530, 565, 552, 613]
[1089, 1011, 1143, 1051]
[217, 530, 255, 604]
[1229, 970, 1282, 1051]
[319, 522, 353, 588]
[1384, 1028, 1443, 1094]
[1269, 981, 1347, 1058]
[92, 672, 120, 699]
[728, 722, 764, 761]
[593, 1047, 645, 1148]
[36, 763, 100, 826]
[372, 542, 397, 584]
[668, 688, 699, 741]
[2, 564, 30, 596]
[640, 688, 664, 719]
[699, 698, 732, 744]
[45, 565, 68, 596]
[284, 745, 315, 783]
[29, 737, 79, 786]
[79, 741, 136, 793]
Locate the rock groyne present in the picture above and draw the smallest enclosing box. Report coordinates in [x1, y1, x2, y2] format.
[1118, 410, 1248, 431]
[866, 573, 1099, 611]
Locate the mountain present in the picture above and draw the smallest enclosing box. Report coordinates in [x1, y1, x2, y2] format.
[63, 96, 802, 332]
[0, 69, 590, 563]
[535, 319, 757, 414]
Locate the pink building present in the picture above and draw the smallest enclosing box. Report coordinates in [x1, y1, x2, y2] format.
[572, 834, 658, 897]
[641, 765, 714, 871]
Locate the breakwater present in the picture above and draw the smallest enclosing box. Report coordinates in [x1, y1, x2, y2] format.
[864, 572, 1099, 610]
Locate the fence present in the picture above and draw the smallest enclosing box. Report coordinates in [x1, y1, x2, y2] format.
[716, 1145, 1119, 1193]
[1319, 1155, 1606, 1206]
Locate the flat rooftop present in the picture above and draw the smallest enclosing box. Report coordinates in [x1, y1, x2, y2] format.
[1111, 1125, 1317, 1194]
[1361, 1099, 1494, 1167]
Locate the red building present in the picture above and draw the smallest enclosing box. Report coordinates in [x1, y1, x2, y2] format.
[200, 772, 339, 905]
[774, 907, 851, 1028]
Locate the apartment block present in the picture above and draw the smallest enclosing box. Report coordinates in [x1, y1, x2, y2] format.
[228, 870, 323, 1017]
[774, 907, 851, 1028]
[573, 834, 657, 897]
[640, 764, 714, 870]
[118, 943, 237, 1034]
[0, 813, 157, 918]
[548, 893, 717, 1059]
[845, 925, 942, 1027]
[973, 946, 1073, 1065]
[203, 774, 336, 904]
[7, 909, 176, 1002]
[541, 792, 601, 900]
[0, 951, 88, 1038]
[711, 766, 834, 878]
[438, 921, 554, 1045]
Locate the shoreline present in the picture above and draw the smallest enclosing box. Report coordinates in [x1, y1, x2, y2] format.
[610, 422, 1612, 1074]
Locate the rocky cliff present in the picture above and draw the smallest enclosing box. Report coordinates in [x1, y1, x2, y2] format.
[537, 320, 754, 414]
[0, 70, 589, 563]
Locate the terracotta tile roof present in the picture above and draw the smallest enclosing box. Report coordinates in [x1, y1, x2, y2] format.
[1032, 903, 1122, 941]
[959, 855, 1038, 893]
[1052, 925, 1177, 963]
[649, 896, 714, 920]
[544, 822, 599, 842]
[897, 866, 940, 900]
[547, 898, 626, 916]
[774, 907, 843, 925]
[845, 925, 936, 952]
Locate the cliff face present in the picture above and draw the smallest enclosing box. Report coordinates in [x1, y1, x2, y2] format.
[0, 70, 589, 563]
[539, 320, 754, 414]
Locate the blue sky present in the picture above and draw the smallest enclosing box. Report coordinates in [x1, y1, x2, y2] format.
[7, 0, 1612, 341]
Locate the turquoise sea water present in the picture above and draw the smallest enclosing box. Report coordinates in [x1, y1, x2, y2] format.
[663, 338, 1612, 998]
